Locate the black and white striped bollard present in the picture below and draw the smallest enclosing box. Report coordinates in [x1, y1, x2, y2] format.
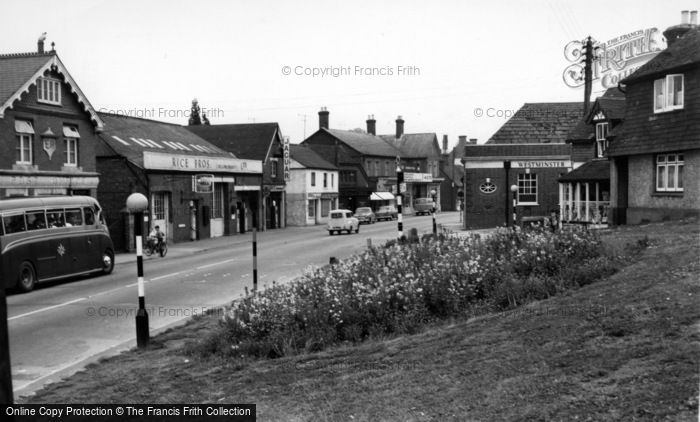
[135, 212, 149, 348]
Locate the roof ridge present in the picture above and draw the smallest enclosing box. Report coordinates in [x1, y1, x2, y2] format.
[0, 51, 55, 59]
[98, 111, 191, 128]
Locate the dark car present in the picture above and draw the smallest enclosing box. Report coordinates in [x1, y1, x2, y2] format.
[354, 207, 376, 224]
[375, 205, 398, 221]
[413, 198, 434, 215]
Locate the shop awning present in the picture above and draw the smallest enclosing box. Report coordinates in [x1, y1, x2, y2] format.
[370, 192, 395, 200]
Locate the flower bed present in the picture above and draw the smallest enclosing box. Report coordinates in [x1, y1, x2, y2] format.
[192, 226, 618, 359]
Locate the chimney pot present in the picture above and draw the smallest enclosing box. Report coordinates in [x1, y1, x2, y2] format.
[442, 135, 448, 153]
[366, 114, 376, 135]
[458, 135, 467, 144]
[691, 10, 698, 25]
[395, 115, 404, 139]
[319, 107, 330, 130]
[681, 10, 690, 24]
[469, 138, 478, 144]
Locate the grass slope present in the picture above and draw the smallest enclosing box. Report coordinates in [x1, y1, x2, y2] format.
[24, 220, 700, 421]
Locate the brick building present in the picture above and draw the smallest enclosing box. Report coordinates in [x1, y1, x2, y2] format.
[0, 39, 103, 199]
[186, 123, 286, 230]
[461, 103, 581, 229]
[608, 21, 700, 224]
[95, 113, 262, 251]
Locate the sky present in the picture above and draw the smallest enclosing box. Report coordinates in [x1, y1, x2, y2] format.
[0, 0, 694, 149]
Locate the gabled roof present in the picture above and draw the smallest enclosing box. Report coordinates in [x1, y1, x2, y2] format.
[559, 159, 609, 182]
[325, 128, 400, 157]
[623, 28, 700, 83]
[0, 51, 104, 130]
[290, 144, 337, 170]
[97, 112, 238, 169]
[566, 88, 626, 142]
[487, 102, 583, 144]
[186, 123, 281, 161]
[463, 143, 572, 161]
[381, 133, 440, 158]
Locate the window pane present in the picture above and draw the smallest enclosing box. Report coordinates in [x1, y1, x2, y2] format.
[654, 79, 664, 110]
[47, 210, 66, 227]
[671, 75, 683, 106]
[668, 164, 676, 188]
[308, 200, 315, 217]
[84, 207, 96, 225]
[26, 211, 47, 230]
[678, 164, 683, 189]
[656, 165, 665, 190]
[65, 208, 83, 226]
[3, 214, 26, 234]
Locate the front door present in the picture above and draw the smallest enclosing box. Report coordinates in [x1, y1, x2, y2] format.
[151, 192, 169, 241]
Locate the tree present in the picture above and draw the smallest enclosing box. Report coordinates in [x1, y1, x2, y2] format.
[188, 98, 202, 125]
[202, 112, 210, 125]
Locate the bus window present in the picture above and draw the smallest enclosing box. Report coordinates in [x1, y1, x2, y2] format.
[47, 210, 66, 228]
[3, 214, 26, 234]
[26, 211, 47, 231]
[84, 207, 96, 225]
[65, 208, 83, 226]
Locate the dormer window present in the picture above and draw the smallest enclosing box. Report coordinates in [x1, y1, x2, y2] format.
[595, 122, 608, 158]
[654, 74, 683, 113]
[37, 77, 61, 105]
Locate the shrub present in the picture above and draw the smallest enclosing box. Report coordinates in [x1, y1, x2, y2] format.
[192, 226, 616, 359]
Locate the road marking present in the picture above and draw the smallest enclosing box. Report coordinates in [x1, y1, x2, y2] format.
[196, 258, 236, 270]
[151, 271, 182, 281]
[9, 297, 86, 321]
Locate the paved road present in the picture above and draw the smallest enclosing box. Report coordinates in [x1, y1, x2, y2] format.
[7, 212, 467, 399]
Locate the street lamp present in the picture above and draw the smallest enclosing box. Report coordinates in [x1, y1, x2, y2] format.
[126, 193, 149, 348]
[510, 184, 518, 228]
[430, 188, 437, 235]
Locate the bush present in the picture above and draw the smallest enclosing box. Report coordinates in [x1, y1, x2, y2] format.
[192, 225, 617, 359]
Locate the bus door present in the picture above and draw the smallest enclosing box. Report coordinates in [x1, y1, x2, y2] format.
[45, 209, 76, 277]
[64, 207, 97, 273]
[22, 210, 57, 280]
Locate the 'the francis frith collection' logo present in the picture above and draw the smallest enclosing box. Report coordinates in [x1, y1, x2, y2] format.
[563, 28, 665, 89]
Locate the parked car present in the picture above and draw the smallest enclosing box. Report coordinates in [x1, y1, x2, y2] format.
[354, 207, 376, 224]
[327, 209, 360, 235]
[375, 205, 398, 221]
[413, 198, 435, 216]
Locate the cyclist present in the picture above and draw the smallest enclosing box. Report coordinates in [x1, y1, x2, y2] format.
[148, 225, 165, 252]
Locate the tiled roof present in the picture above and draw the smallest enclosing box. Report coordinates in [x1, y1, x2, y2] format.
[559, 159, 609, 182]
[97, 112, 233, 168]
[290, 144, 337, 170]
[567, 88, 626, 142]
[623, 28, 700, 83]
[0, 53, 53, 107]
[383, 133, 440, 158]
[186, 123, 280, 161]
[0, 51, 104, 129]
[487, 102, 583, 144]
[326, 128, 400, 157]
[463, 143, 572, 160]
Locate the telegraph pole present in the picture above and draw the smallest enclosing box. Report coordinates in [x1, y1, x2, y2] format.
[582, 36, 596, 116]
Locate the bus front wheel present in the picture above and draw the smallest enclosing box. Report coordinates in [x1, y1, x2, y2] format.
[17, 262, 36, 293]
[102, 250, 115, 274]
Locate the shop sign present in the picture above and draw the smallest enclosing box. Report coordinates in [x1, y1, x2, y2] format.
[404, 173, 433, 182]
[512, 160, 571, 168]
[283, 136, 290, 181]
[193, 174, 214, 193]
[143, 151, 262, 173]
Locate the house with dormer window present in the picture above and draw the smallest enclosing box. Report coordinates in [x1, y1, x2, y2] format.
[608, 24, 699, 225]
[558, 88, 626, 225]
[0, 38, 104, 198]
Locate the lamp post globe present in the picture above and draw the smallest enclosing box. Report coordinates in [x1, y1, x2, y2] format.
[510, 184, 518, 193]
[126, 193, 148, 213]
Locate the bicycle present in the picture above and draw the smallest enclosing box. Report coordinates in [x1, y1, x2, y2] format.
[144, 236, 168, 257]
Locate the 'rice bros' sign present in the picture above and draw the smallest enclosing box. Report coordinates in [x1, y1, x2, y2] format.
[562, 28, 665, 89]
[142, 151, 262, 173]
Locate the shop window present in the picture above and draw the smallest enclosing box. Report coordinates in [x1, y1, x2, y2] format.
[654, 74, 684, 113]
[321, 199, 331, 217]
[517, 173, 537, 205]
[656, 153, 684, 192]
[311, 172, 316, 187]
[37, 77, 61, 105]
[213, 183, 224, 218]
[308, 200, 315, 218]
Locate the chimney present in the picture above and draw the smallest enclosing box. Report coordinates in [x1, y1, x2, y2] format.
[664, 10, 698, 46]
[458, 135, 467, 145]
[469, 138, 478, 144]
[319, 107, 329, 130]
[366, 114, 376, 135]
[442, 135, 448, 154]
[37, 32, 46, 54]
[395, 115, 404, 139]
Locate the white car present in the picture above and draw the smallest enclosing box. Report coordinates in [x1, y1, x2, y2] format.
[327, 209, 360, 235]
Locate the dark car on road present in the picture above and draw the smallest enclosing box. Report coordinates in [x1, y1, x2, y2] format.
[414, 198, 434, 216]
[375, 205, 398, 221]
[354, 207, 376, 224]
